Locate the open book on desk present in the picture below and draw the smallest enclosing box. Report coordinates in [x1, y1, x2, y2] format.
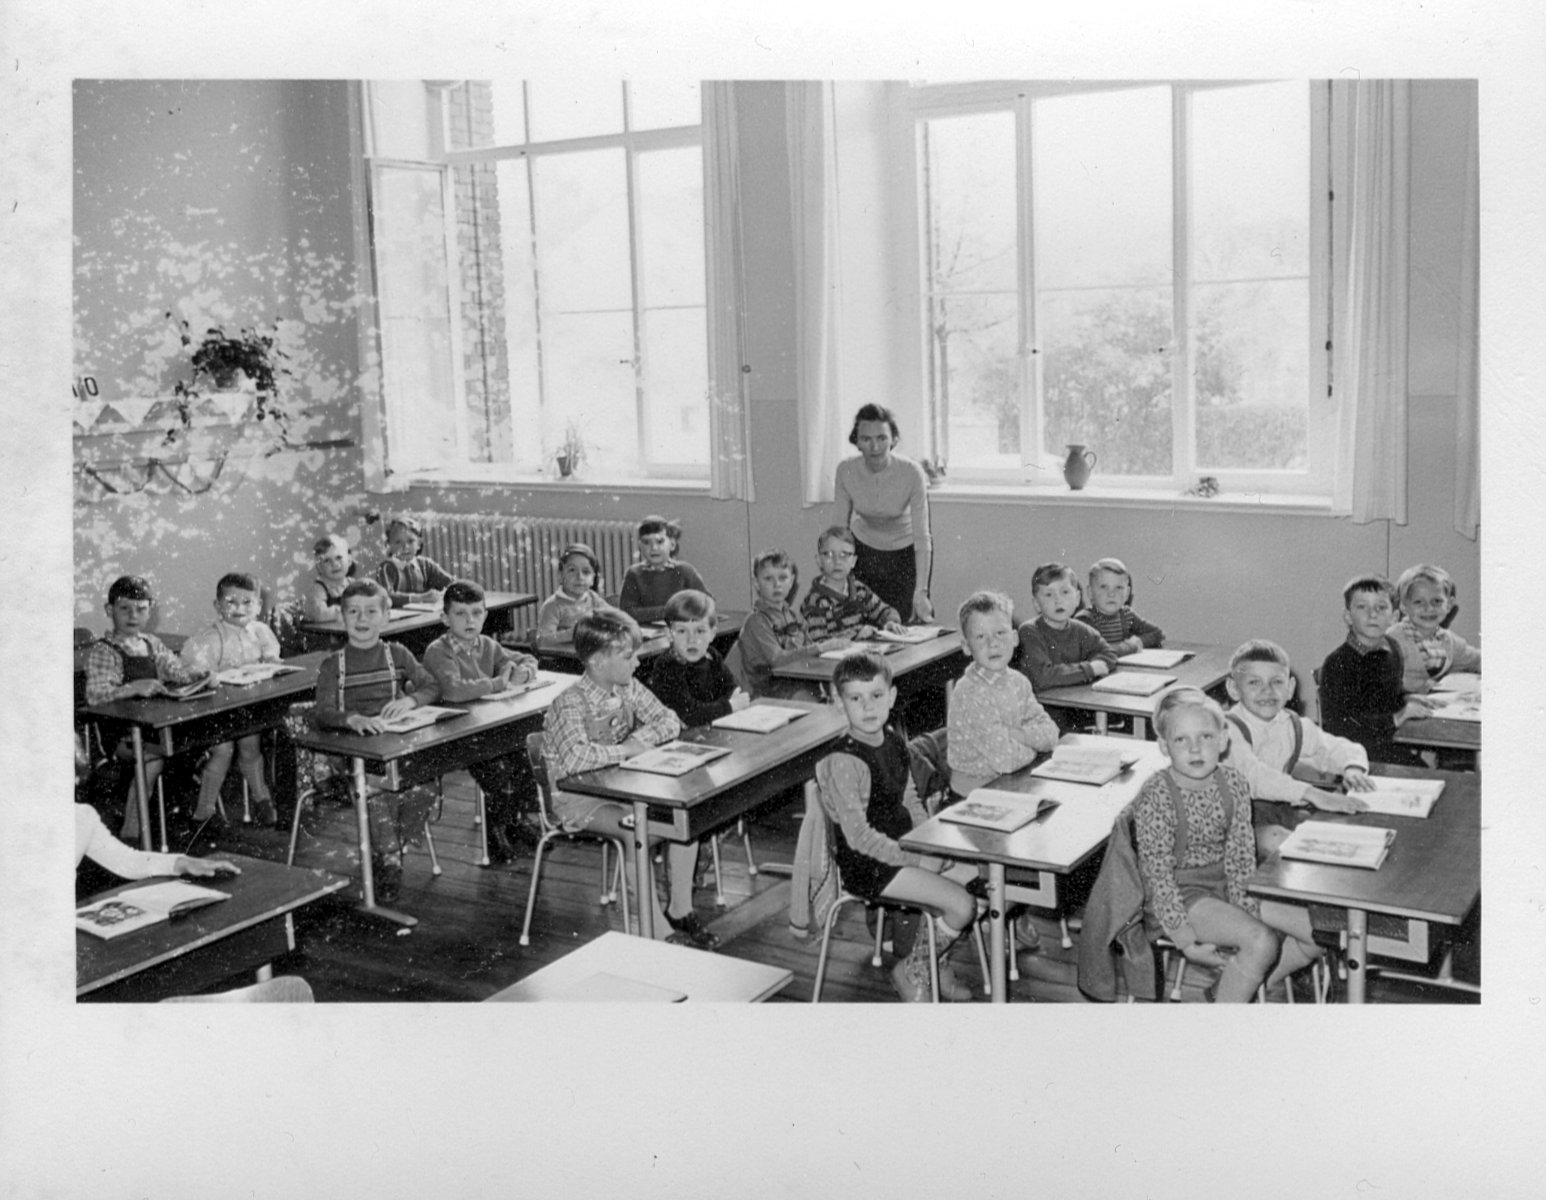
[164, 676, 218, 701]
[867, 625, 948, 645]
[1356, 776, 1445, 819]
[712, 705, 806, 733]
[76, 880, 230, 940]
[620, 740, 733, 777]
[1090, 672, 1174, 697]
[1278, 820, 1396, 870]
[820, 642, 901, 659]
[940, 789, 1059, 834]
[474, 678, 556, 703]
[216, 662, 302, 687]
[377, 705, 467, 734]
[1422, 687, 1481, 722]
[1030, 744, 1139, 786]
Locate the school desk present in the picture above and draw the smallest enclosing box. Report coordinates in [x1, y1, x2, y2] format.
[1394, 715, 1482, 769]
[899, 734, 1169, 1003]
[77, 853, 348, 1001]
[485, 930, 792, 1002]
[1247, 764, 1480, 1003]
[556, 699, 849, 940]
[300, 590, 538, 654]
[285, 670, 577, 927]
[1032, 641, 1234, 738]
[78, 651, 328, 854]
[771, 630, 967, 702]
[526, 610, 747, 670]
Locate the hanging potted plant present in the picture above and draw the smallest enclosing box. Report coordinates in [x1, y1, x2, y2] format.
[165, 316, 294, 447]
[555, 420, 587, 479]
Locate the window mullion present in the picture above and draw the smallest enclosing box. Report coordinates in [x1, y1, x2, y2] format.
[623, 107, 648, 466]
[1170, 86, 1194, 487]
[1018, 94, 1038, 469]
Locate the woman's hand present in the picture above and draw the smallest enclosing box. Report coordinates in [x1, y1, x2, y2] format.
[176, 856, 241, 878]
[912, 592, 935, 622]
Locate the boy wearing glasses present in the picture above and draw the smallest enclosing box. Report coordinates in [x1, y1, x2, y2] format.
[801, 527, 906, 641]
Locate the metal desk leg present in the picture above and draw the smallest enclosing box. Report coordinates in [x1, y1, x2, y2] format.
[1345, 908, 1367, 1004]
[352, 755, 417, 928]
[1134, 716, 1148, 740]
[129, 726, 153, 852]
[989, 862, 1007, 1003]
[1094, 712, 1108, 735]
[632, 800, 654, 940]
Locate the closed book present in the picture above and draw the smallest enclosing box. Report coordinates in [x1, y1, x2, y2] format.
[216, 663, 301, 687]
[712, 705, 806, 733]
[1116, 648, 1191, 669]
[476, 679, 555, 702]
[1090, 672, 1175, 696]
[1278, 821, 1396, 870]
[869, 625, 948, 644]
[1030, 746, 1138, 786]
[377, 704, 466, 733]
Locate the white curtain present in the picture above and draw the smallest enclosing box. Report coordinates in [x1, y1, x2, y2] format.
[704, 82, 756, 502]
[1329, 80, 1412, 524]
[787, 82, 845, 507]
[1454, 82, 1480, 540]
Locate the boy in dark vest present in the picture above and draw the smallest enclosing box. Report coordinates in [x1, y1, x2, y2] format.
[1223, 639, 1374, 856]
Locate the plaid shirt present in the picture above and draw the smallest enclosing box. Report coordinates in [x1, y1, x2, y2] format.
[946, 662, 1060, 793]
[84, 632, 199, 705]
[801, 575, 898, 641]
[542, 673, 680, 782]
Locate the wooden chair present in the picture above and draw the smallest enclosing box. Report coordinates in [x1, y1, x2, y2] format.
[520, 733, 631, 947]
[162, 975, 315, 1003]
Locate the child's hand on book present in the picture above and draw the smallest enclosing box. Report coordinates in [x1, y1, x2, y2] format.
[1341, 766, 1375, 792]
[345, 712, 387, 735]
[379, 697, 417, 721]
[1396, 696, 1435, 726]
[855, 624, 878, 640]
[1306, 787, 1369, 814]
[1089, 660, 1111, 678]
[124, 678, 167, 698]
[728, 687, 751, 712]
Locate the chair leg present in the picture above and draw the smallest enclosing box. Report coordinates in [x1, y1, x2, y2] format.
[925, 913, 940, 1004]
[599, 840, 614, 905]
[972, 916, 991, 996]
[710, 833, 727, 908]
[519, 835, 553, 947]
[241, 779, 252, 824]
[739, 818, 757, 878]
[813, 895, 859, 1003]
[1059, 914, 1073, 950]
[871, 908, 885, 968]
[1169, 951, 1186, 1002]
[422, 821, 442, 877]
[474, 784, 489, 867]
[156, 776, 169, 853]
[614, 844, 631, 935]
[285, 789, 311, 867]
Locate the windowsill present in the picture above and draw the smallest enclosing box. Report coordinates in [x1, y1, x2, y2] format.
[384, 467, 712, 496]
[929, 480, 1334, 516]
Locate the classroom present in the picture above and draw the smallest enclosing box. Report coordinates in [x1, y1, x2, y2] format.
[71, 77, 1481, 1009]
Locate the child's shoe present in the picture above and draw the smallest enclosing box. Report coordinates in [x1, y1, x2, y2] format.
[373, 853, 403, 902]
[1013, 911, 1042, 953]
[665, 910, 721, 951]
[889, 939, 933, 1003]
[251, 796, 278, 828]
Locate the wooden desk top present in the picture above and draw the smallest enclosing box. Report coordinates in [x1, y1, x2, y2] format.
[900, 734, 1168, 873]
[77, 650, 328, 730]
[300, 590, 536, 637]
[1248, 764, 1480, 924]
[772, 630, 965, 683]
[486, 931, 792, 1002]
[77, 853, 348, 996]
[286, 669, 577, 762]
[1395, 715, 1482, 753]
[1032, 641, 1234, 717]
[558, 700, 848, 811]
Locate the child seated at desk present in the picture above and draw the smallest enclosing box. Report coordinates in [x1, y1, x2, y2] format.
[801, 526, 905, 642]
[303, 532, 357, 623]
[1222, 639, 1371, 856]
[374, 516, 454, 608]
[1133, 687, 1322, 1003]
[83, 575, 210, 841]
[1018, 562, 1118, 732]
[618, 515, 710, 624]
[535, 542, 631, 640]
[643, 589, 750, 727]
[1319, 574, 1433, 767]
[947, 590, 1059, 800]
[1389, 563, 1482, 694]
[1075, 557, 1165, 655]
[314, 579, 442, 901]
[735, 549, 847, 700]
[817, 651, 979, 1002]
[541, 612, 718, 949]
[180, 571, 282, 828]
[422, 580, 541, 863]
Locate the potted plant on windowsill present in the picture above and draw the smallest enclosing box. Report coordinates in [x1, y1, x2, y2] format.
[165, 316, 294, 448]
[554, 420, 587, 479]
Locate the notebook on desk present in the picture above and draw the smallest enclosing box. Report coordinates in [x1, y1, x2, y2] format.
[1090, 672, 1174, 697]
[620, 740, 733, 776]
[940, 790, 1059, 833]
[76, 881, 230, 940]
[711, 705, 806, 733]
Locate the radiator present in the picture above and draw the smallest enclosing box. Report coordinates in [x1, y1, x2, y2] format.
[416, 513, 638, 603]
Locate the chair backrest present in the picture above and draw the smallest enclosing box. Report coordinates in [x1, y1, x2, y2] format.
[73, 626, 95, 647]
[907, 728, 951, 816]
[721, 637, 749, 692]
[524, 731, 561, 834]
[162, 975, 315, 1003]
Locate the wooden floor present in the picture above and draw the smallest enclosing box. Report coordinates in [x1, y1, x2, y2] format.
[144, 772, 1479, 1005]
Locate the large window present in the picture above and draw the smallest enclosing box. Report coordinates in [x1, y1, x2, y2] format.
[365, 81, 709, 482]
[909, 81, 1329, 494]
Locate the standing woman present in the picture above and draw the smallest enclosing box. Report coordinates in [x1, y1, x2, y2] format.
[830, 404, 935, 623]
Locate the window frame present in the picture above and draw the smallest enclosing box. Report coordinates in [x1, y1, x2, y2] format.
[901, 80, 1333, 498]
[362, 80, 712, 486]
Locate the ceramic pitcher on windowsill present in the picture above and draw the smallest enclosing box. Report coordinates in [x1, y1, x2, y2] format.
[1063, 444, 1097, 490]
